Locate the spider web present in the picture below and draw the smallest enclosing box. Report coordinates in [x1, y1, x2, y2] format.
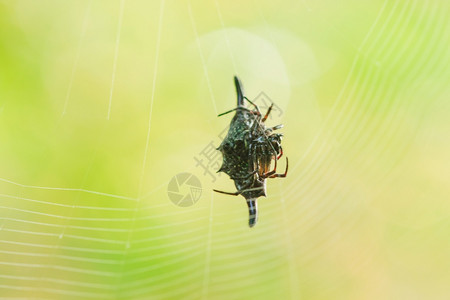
[1, 0, 450, 299]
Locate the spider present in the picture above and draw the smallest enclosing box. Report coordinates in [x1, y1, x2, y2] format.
[214, 76, 288, 227]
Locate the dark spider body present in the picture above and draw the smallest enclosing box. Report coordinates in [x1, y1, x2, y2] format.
[215, 76, 288, 227]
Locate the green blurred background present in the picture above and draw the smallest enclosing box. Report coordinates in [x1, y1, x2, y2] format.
[1, 0, 449, 299]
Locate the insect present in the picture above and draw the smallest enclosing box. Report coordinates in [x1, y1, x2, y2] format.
[214, 76, 288, 227]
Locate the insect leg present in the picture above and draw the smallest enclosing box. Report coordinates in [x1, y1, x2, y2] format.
[251, 143, 260, 173]
[254, 144, 265, 176]
[261, 154, 278, 178]
[268, 157, 288, 178]
[277, 146, 283, 160]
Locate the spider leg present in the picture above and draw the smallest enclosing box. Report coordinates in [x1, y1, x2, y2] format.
[265, 125, 283, 135]
[268, 157, 288, 178]
[271, 124, 283, 131]
[213, 189, 241, 196]
[218, 106, 252, 117]
[213, 182, 265, 196]
[243, 97, 261, 115]
[261, 103, 273, 123]
[240, 186, 265, 193]
[277, 146, 283, 160]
